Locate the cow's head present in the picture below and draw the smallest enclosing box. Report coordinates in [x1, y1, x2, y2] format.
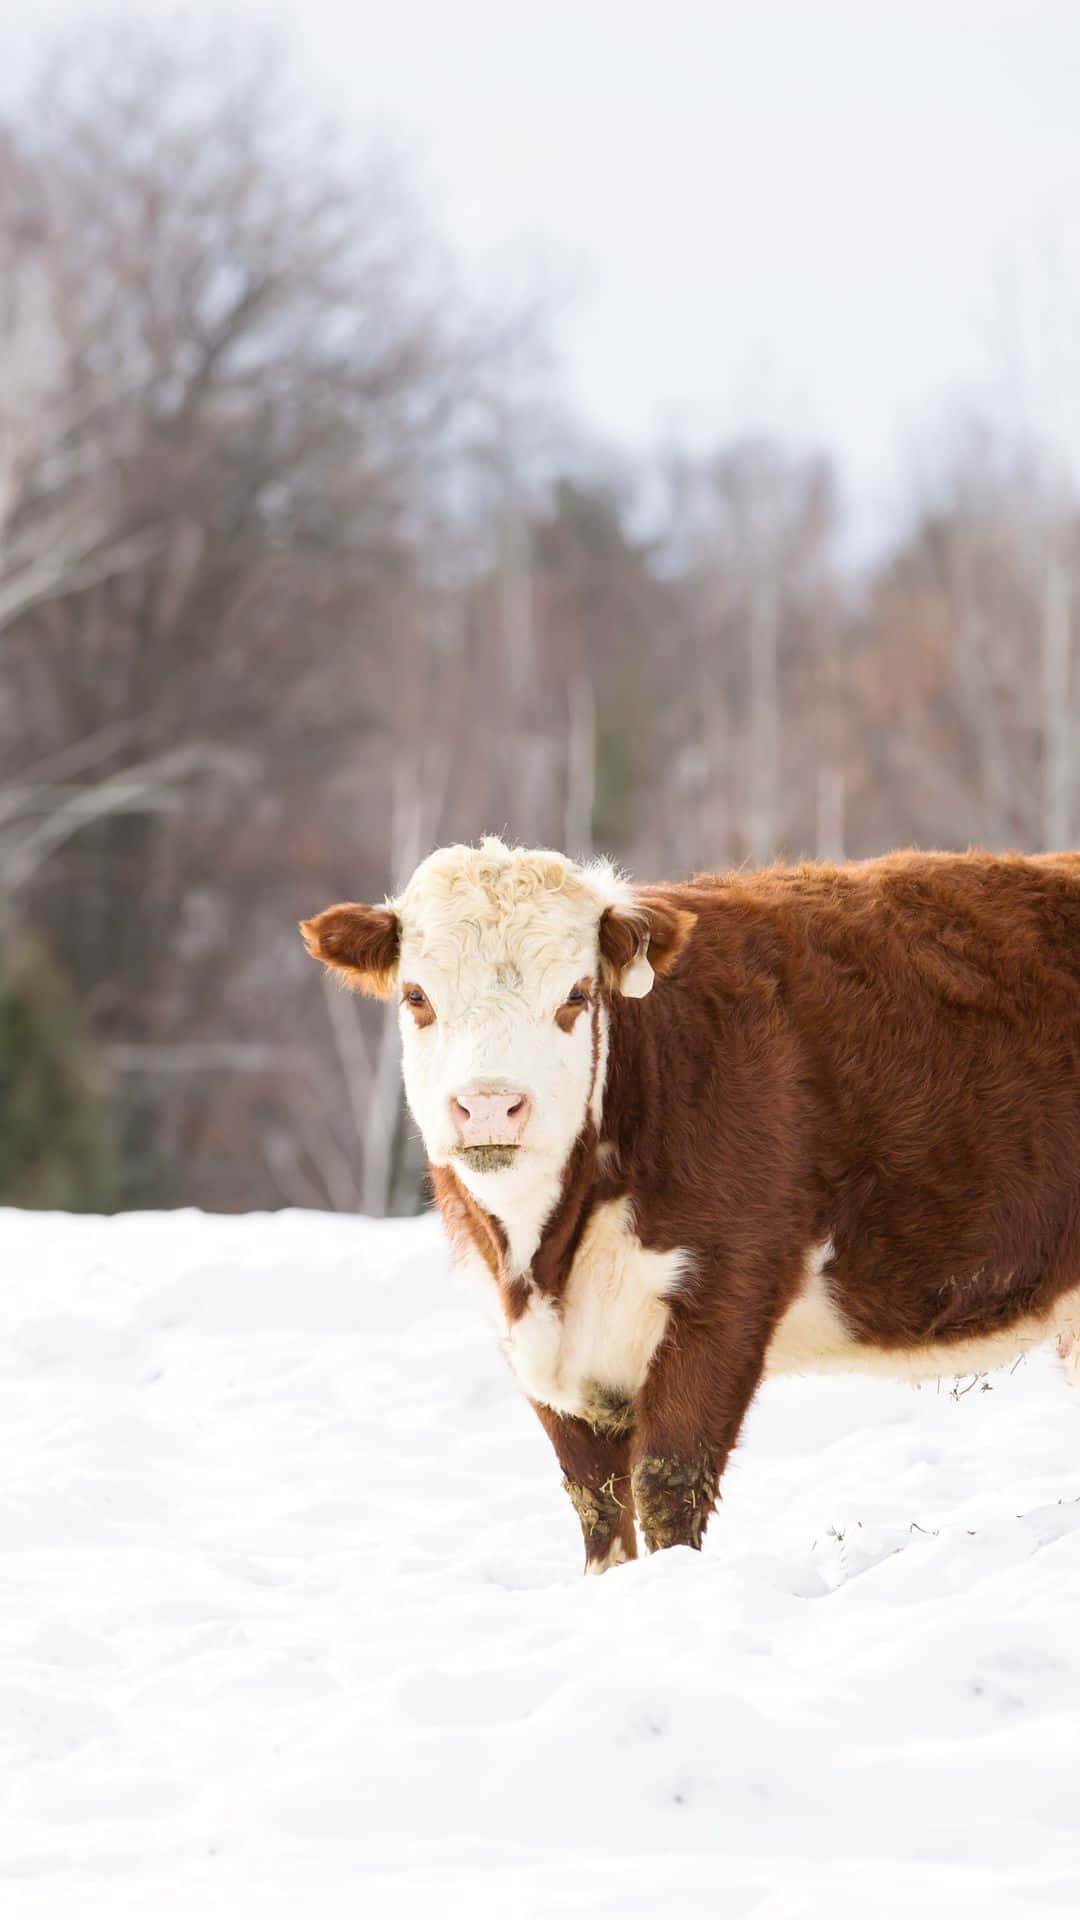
[301, 838, 695, 1224]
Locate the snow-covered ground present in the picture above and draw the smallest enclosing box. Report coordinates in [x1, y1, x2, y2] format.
[1, 1207, 1078, 1919]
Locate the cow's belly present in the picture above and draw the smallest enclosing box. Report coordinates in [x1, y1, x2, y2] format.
[766, 1240, 1080, 1382]
[503, 1198, 691, 1422]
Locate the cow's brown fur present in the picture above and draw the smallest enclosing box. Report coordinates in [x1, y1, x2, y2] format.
[429, 848, 1080, 1567]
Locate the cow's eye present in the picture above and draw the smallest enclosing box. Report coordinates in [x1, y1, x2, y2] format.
[401, 984, 433, 1020]
[566, 986, 587, 1005]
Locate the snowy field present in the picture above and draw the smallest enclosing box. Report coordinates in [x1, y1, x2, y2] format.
[1, 1208, 1078, 1919]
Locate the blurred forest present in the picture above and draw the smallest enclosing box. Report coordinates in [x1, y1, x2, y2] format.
[3, 22, 1080, 1215]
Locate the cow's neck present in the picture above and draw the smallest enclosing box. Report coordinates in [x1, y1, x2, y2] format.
[431, 1130, 602, 1311]
[511, 1124, 602, 1298]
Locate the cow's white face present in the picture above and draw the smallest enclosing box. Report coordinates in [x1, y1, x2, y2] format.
[393, 847, 631, 1215]
[301, 838, 694, 1262]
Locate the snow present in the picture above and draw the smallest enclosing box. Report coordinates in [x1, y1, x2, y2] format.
[1, 1207, 1078, 1918]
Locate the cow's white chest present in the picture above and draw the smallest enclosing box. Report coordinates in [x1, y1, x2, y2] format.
[502, 1198, 689, 1420]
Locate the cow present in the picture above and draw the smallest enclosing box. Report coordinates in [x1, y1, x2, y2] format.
[301, 837, 1080, 1573]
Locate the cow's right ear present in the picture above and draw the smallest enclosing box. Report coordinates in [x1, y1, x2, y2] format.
[299, 903, 400, 999]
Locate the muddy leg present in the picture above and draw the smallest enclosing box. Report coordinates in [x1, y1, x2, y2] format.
[631, 1452, 719, 1552]
[631, 1310, 768, 1554]
[531, 1402, 637, 1573]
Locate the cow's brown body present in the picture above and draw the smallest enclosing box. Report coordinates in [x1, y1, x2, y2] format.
[432, 850, 1080, 1566]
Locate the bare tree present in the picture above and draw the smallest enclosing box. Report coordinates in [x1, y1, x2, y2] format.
[658, 441, 839, 867]
[0, 20, 543, 1213]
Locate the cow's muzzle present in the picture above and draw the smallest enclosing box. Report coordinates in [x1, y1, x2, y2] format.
[449, 1086, 532, 1151]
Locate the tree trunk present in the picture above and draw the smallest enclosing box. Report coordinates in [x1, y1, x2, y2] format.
[1041, 545, 1072, 851]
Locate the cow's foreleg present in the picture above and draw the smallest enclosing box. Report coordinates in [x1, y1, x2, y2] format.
[531, 1402, 637, 1573]
[630, 1313, 768, 1554]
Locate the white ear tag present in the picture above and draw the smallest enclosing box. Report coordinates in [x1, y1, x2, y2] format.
[621, 948, 655, 998]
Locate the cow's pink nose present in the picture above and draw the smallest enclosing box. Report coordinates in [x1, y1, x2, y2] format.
[450, 1087, 532, 1146]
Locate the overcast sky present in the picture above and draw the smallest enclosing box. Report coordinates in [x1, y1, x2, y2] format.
[9, 0, 1080, 537]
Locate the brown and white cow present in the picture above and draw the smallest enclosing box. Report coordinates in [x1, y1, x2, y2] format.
[302, 837, 1080, 1572]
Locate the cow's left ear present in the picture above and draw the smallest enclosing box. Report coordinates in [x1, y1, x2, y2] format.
[300, 902, 400, 998]
[598, 898, 697, 999]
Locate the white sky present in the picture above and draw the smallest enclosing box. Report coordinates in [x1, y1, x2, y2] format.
[8, 0, 1080, 537]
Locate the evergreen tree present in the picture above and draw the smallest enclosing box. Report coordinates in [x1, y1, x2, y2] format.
[0, 934, 123, 1211]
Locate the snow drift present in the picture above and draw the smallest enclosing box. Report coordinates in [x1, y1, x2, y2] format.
[1, 1207, 1077, 1917]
